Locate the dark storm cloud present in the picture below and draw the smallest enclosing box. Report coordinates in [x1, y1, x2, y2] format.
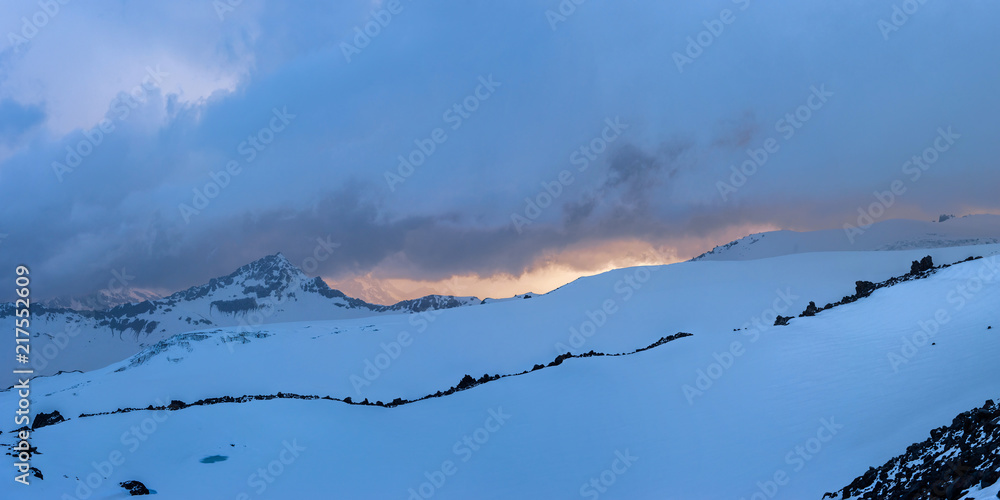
[1, 0, 1000, 301]
[563, 142, 683, 229]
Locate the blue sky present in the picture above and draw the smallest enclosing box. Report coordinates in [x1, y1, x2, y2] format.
[1, 0, 998, 302]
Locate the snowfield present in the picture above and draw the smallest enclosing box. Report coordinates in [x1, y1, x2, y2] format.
[2, 239, 999, 499]
[694, 214, 1000, 262]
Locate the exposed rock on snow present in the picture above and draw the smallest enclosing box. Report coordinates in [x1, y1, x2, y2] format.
[120, 480, 150, 495]
[831, 399, 1000, 500]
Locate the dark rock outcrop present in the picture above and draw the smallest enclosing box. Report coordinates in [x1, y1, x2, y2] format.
[830, 399, 1000, 499]
[854, 280, 877, 298]
[785, 255, 984, 326]
[120, 480, 150, 495]
[909, 255, 934, 275]
[67, 334, 694, 422]
[31, 410, 64, 429]
[800, 301, 820, 317]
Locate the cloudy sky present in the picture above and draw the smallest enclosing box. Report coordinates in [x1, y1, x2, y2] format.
[1, 0, 998, 303]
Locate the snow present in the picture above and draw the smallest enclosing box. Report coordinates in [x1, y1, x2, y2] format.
[968, 482, 1000, 500]
[1, 254, 479, 387]
[694, 214, 1000, 262]
[2, 242, 999, 499]
[43, 287, 165, 312]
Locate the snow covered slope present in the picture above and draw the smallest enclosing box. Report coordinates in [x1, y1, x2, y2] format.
[0, 254, 479, 386]
[2, 244, 998, 499]
[694, 214, 1000, 262]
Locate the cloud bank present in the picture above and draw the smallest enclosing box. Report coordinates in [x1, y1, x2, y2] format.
[1, 0, 998, 302]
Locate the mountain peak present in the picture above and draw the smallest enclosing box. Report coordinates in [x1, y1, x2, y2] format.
[159, 253, 308, 304]
[233, 253, 305, 282]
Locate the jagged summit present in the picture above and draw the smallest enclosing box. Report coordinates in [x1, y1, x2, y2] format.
[217, 252, 307, 288]
[232, 252, 304, 282]
[226, 252, 308, 290]
[163, 252, 309, 304]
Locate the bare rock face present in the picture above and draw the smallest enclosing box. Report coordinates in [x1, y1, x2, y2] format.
[31, 410, 64, 430]
[830, 399, 1000, 500]
[120, 480, 150, 496]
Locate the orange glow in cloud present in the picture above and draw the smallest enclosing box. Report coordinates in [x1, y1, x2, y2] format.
[327, 223, 781, 304]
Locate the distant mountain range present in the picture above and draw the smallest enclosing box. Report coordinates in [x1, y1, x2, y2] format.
[43, 287, 165, 312]
[693, 214, 1000, 262]
[9, 215, 1000, 386]
[0, 253, 479, 385]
